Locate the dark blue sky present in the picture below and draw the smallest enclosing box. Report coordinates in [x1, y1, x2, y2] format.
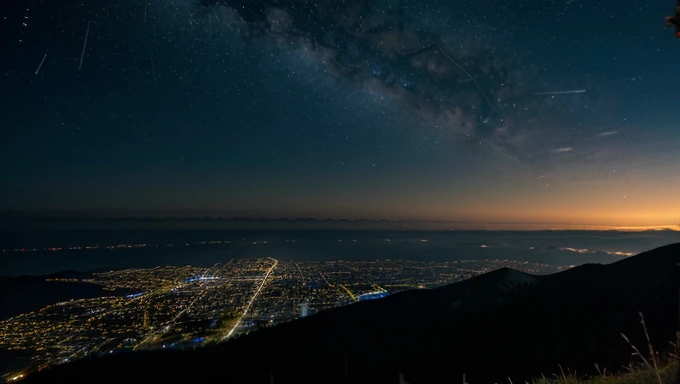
[2, 0, 679, 228]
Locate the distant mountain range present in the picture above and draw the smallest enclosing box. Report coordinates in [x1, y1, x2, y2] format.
[3, 215, 678, 228]
[2, 212, 678, 232]
[22, 243, 680, 384]
[0, 215, 408, 230]
[0, 215, 392, 223]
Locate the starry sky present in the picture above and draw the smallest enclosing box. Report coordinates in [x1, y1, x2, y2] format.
[2, 0, 680, 229]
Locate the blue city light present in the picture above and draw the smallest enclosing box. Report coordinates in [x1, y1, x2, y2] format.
[357, 291, 390, 301]
[184, 276, 219, 283]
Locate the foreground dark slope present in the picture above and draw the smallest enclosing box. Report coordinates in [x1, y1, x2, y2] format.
[25, 244, 680, 384]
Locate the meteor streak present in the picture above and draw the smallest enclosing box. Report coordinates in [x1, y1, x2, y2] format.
[533, 89, 586, 96]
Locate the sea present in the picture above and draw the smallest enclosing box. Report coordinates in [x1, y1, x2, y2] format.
[1, 229, 679, 276]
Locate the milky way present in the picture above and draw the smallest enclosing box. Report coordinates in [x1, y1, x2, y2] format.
[6, 0, 634, 160]
[183, 0, 637, 163]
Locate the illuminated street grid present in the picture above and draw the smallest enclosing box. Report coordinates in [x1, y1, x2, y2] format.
[0, 258, 569, 379]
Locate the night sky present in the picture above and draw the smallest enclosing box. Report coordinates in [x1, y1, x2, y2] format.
[2, 0, 680, 229]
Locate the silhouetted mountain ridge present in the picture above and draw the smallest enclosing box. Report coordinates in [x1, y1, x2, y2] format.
[0, 215, 395, 223]
[23, 243, 680, 384]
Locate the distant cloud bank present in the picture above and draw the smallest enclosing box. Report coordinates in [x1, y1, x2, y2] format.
[597, 131, 618, 137]
[550, 147, 573, 154]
